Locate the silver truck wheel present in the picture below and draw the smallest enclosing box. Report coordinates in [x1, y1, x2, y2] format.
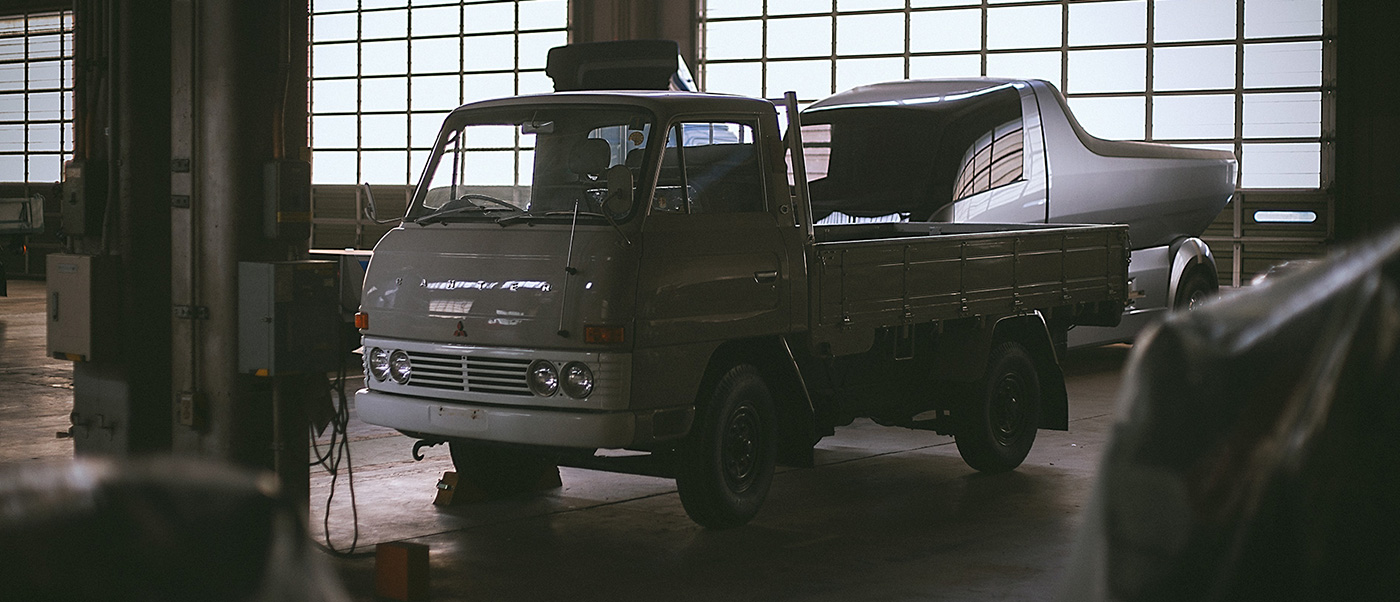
[955, 342, 1041, 473]
[1175, 270, 1215, 310]
[675, 364, 777, 529]
[448, 441, 554, 497]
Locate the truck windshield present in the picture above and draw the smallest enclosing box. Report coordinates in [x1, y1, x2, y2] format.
[409, 106, 654, 224]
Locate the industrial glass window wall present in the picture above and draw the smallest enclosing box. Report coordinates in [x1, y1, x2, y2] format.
[700, 0, 1331, 191]
[309, 0, 568, 186]
[0, 10, 74, 183]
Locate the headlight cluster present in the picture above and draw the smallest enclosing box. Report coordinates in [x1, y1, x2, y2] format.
[528, 360, 594, 399]
[367, 347, 595, 399]
[366, 347, 411, 384]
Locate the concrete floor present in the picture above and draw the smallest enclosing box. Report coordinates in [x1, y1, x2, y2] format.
[1, 277, 1130, 601]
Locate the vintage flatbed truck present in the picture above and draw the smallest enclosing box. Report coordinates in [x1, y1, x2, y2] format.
[354, 78, 1128, 527]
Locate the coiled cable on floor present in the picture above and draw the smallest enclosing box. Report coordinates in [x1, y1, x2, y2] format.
[310, 326, 362, 557]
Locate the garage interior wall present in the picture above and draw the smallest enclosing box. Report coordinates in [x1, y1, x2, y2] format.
[3, 0, 1392, 287]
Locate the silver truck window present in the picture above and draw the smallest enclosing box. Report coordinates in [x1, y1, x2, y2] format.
[952, 118, 1025, 201]
[655, 121, 764, 214]
[411, 107, 653, 223]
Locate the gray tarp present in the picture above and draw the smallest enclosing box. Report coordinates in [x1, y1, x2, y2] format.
[1060, 228, 1400, 600]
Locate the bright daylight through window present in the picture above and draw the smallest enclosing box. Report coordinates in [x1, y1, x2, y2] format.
[700, 0, 1328, 190]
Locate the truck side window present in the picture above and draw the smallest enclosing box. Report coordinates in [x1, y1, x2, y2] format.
[655, 121, 764, 214]
[952, 118, 1024, 201]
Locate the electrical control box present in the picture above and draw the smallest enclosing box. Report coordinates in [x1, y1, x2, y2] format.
[263, 160, 311, 240]
[61, 160, 106, 236]
[309, 248, 373, 319]
[238, 260, 341, 376]
[47, 253, 119, 361]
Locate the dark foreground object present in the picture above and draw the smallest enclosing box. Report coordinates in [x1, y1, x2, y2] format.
[0, 458, 348, 602]
[1062, 228, 1400, 601]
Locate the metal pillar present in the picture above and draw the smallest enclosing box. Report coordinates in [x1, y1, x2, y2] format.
[569, 0, 700, 72]
[169, 0, 311, 507]
[65, 0, 172, 456]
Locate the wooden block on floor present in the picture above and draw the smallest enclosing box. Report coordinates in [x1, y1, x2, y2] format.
[432, 471, 460, 506]
[432, 466, 562, 507]
[375, 541, 429, 601]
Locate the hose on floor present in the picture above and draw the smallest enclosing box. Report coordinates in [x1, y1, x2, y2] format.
[309, 326, 362, 557]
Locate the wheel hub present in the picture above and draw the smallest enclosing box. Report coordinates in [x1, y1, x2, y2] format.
[991, 374, 1026, 446]
[721, 405, 759, 492]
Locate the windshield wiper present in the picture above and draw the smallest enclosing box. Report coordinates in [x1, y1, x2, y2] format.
[542, 197, 632, 247]
[414, 194, 528, 225]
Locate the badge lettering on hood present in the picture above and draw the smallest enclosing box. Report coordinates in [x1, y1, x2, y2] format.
[420, 278, 552, 292]
[453, 321, 467, 337]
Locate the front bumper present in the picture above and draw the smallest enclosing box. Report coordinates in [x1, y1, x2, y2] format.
[356, 388, 641, 448]
[356, 388, 694, 449]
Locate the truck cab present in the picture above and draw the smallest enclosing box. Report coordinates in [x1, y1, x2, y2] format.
[357, 91, 804, 451]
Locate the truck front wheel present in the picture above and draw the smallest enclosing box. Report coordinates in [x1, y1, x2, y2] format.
[448, 441, 556, 497]
[955, 342, 1041, 473]
[676, 364, 777, 529]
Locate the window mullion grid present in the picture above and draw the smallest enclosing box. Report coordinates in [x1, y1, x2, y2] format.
[405, 2, 414, 188]
[903, 0, 911, 81]
[1145, 0, 1154, 141]
[1231, 0, 1245, 287]
[24, 11, 31, 182]
[980, 0, 988, 76]
[355, 2, 364, 194]
[1059, 0, 1068, 94]
[513, 0, 520, 196]
[760, 1, 768, 99]
[1321, 0, 1336, 238]
[823, 0, 834, 100]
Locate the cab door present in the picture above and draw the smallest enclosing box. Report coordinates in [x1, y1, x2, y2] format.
[635, 118, 790, 345]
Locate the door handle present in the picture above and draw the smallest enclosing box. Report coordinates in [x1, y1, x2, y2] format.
[753, 270, 778, 283]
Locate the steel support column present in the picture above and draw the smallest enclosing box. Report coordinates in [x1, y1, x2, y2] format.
[169, 0, 310, 506]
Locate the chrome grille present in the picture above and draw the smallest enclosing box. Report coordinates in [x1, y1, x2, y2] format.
[405, 351, 464, 390]
[465, 356, 531, 395]
[403, 351, 531, 396]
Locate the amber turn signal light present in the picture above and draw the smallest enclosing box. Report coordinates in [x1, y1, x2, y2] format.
[584, 325, 624, 344]
[355, 312, 370, 329]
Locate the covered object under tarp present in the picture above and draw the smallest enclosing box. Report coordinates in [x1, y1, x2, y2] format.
[1060, 227, 1400, 601]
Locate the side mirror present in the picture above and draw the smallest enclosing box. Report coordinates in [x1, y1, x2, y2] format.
[604, 165, 633, 216]
[362, 182, 400, 224]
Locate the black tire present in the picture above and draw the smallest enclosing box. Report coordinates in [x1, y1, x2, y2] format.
[1174, 269, 1216, 311]
[675, 364, 777, 529]
[448, 441, 555, 497]
[955, 342, 1041, 474]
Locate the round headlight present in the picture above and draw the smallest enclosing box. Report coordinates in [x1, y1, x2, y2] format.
[389, 350, 411, 384]
[527, 360, 559, 396]
[561, 362, 594, 399]
[368, 347, 390, 381]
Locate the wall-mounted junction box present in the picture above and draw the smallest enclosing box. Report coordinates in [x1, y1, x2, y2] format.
[47, 253, 119, 361]
[238, 260, 340, 376]
[263, 160, 311, 240]
[61, 160, 106, 236]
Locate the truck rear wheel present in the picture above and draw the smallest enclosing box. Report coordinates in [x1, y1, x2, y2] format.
[955, 342, 1041, 473]
[675, 364, 777, 529]
[1175, 269, 1215, 310]
[448, 441, 556, 497]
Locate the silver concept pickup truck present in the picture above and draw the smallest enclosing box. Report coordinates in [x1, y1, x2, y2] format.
[802, 79, 1237, 347]
[354, 84, 1129, 528]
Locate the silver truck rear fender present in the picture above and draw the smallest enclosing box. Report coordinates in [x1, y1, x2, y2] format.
[992, 312, 1069, 431]
[1167, 236, 1218, 308]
